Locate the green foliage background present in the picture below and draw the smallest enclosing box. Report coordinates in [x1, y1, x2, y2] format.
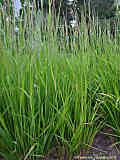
[87, 0, 116, 18]
[0, 0, 117, 19]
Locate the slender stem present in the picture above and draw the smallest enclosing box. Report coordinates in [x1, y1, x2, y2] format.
[52, 0, 55, 9]
[49, 0, 52, 29]
[116, 0, 118, 10]
[7, 0, 10, 17]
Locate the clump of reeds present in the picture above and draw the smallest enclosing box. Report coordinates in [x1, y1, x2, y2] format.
[0, 1, 120, 159]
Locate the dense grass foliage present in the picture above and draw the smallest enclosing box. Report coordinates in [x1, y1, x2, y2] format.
[0, 4, 120, 159]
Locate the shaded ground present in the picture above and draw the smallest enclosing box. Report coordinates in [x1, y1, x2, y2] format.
[90, 127, 120, 156]
[45, 127, 120, 160]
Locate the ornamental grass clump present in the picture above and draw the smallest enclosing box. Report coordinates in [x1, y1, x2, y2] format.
[0, 2, 120, 159]
[0, 50, 104, 159]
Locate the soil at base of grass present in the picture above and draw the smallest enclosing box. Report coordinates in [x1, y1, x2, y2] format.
[45, 127, 120, 160]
